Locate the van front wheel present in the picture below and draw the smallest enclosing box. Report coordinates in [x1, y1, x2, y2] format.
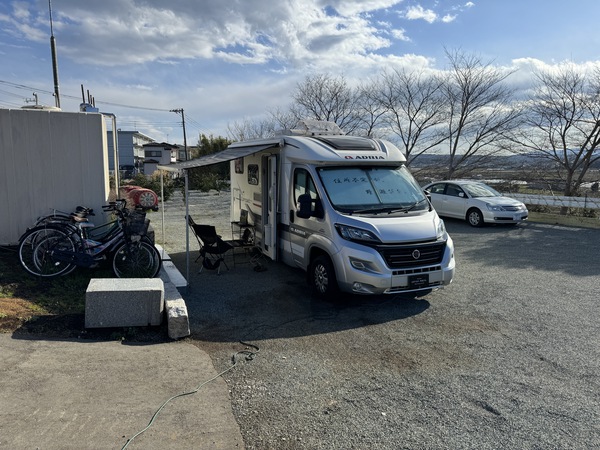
[310, 255, 339, 298]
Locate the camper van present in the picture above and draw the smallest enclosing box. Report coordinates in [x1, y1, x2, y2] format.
[229, 120, 455, 297]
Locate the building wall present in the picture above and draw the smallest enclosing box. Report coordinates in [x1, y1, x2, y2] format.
[143, 143, 178, 175]
[0, 108, 112, 245]
[107, 130, 154, 173]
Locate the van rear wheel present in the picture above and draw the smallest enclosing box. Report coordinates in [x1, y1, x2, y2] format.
[310, 255, 339, 299]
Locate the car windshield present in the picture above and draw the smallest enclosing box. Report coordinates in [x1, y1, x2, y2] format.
[317, 165, 428, 215]
[463, 183, 501, 198]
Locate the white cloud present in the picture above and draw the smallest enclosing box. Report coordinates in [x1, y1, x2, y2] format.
[405, 5, 437, 23]
[324, 0, 405, 16]
[391, 28, 411, 41]
[0, 0, 407, 72]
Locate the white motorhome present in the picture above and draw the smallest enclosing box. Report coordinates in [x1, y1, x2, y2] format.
[228, 121, 455, 297]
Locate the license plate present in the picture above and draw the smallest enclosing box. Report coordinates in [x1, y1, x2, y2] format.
[408, 274, 429, 289]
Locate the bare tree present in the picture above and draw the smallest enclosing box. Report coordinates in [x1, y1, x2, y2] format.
[372, 68, 447, 165]
[354, 80, 388, 138]
[441, 49, 521, 179]
[290, 74, 362, 134]
[226, 117, 279, 141]
[227, 109, 303, 142]
[512, 65, 600, 196]
[266, 107, 300, 132]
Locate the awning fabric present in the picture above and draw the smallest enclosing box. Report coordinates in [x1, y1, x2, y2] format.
[157, 140, 281, 172]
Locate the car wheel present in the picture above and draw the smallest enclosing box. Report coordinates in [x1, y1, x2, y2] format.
[467, 208, 484, 227]
[309, 255, 339, 299]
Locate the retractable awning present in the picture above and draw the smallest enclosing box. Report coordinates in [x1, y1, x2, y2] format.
[157, 139, 282, 172]
[156, 138, 282, 286]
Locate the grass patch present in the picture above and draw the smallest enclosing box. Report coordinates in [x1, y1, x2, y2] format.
[528, 212, 600, 229]
[0, 246, 113, 332]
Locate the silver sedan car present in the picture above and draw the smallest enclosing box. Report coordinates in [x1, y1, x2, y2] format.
[422, 180, 528, 227]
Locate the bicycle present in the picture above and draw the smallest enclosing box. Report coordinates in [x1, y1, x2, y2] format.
[28, 205, 96, 228]
[18, 199, 161, 278]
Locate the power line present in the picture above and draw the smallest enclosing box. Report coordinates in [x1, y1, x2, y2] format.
[0, 78, 218, 140]
[0, 79, 170, 112]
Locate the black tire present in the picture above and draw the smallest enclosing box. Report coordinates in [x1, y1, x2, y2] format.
[18, 226, 78, 277]
[467, 208, 484, 227]
[309, 254, 339, 299]
[112, 241, 162, 278]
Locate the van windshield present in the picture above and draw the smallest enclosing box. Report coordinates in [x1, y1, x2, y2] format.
[317, 165, 429, 215]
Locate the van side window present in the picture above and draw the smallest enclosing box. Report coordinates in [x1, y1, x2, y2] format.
[294, 168, 319, 211]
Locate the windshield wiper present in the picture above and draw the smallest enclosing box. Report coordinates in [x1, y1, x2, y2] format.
[348, 207, 385, 215]
[347, 199, 428, 215]
[382, 198, 428, 214]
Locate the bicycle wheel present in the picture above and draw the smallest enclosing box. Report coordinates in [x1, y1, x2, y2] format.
[112, 241, 162, 278]
[19, 226, 78, 277]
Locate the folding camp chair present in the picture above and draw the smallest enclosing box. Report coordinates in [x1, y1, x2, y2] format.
[187, 216, 234, 275]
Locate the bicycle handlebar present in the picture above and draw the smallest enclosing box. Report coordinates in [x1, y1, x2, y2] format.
[102, 199, 128, 212]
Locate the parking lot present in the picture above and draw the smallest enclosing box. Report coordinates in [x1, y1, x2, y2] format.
[151, 194, 600, 450]
[159, 192, 600, 449]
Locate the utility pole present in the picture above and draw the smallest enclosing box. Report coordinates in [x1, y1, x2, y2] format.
[49, 0, 60, 108]
[170, 108, 189, 161]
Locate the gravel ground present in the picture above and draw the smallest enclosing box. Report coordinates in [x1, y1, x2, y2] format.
[154, 190, 600, 450]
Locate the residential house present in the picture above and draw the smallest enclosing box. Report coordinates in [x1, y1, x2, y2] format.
[143, 142, 180, 175]
[107, 130, 155, 177]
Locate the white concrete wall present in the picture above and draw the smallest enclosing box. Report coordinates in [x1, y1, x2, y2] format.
[0, 108, 112, 245]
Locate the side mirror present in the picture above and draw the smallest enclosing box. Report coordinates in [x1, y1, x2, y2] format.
[297, 194, 312, 219]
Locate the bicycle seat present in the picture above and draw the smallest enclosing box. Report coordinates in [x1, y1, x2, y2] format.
[70, 214, 89, 223]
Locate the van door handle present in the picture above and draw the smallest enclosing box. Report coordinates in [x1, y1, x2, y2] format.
[290, 210, 295, 223]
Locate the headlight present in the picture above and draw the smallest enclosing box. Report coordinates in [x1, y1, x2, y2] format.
[486, 203, 505, 212]
[436, 219, 447, 240]
[335, 224, 380, 242]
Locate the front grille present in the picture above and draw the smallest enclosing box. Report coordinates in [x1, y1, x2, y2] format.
[392, 265, 442, 276]
[378, 242, 446, 269]
[503, 206, 523, 211]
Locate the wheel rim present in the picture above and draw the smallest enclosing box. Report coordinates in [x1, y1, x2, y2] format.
[314, 264, 329, 294]
[468, 211, 481, 226]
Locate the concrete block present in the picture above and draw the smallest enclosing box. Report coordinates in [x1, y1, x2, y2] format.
[162, 271, 190, 339]
[166, 298, 190, 340]
[85, 278, 164, 328]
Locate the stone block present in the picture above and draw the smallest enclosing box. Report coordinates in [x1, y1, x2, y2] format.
[85, 278, 164, 328]
[163, 275, 191, 339]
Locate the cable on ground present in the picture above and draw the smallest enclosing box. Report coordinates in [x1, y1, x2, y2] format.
[120, 341, 259, 449]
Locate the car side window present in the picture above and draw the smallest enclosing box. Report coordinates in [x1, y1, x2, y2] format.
[429, 183, 446, 195]
[446, 185, 464, 197]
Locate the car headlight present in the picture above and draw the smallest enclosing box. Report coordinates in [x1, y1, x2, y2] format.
[486, 203, 506, 212]
[335, 224, 380, 243]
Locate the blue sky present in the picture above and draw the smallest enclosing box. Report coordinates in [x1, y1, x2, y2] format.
[1, 0, 599, 144]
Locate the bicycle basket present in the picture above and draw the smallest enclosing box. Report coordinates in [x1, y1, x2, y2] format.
[124, 211, 149, 238]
